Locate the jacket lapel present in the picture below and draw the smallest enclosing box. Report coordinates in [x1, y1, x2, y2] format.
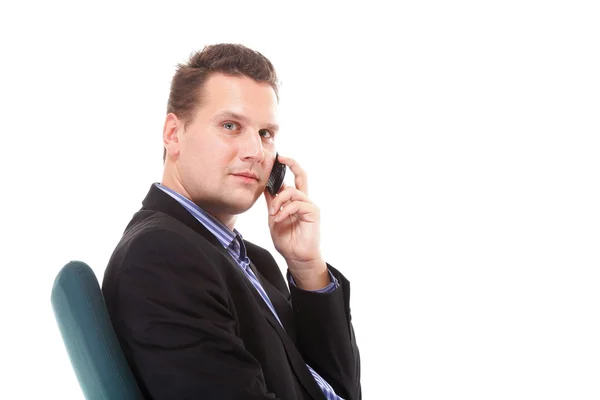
[212, 242, 325, 399]
[246, 260, 325, 400]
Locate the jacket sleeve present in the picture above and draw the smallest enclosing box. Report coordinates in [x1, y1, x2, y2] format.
[111, 229, 281, 400]
[288, 264, 362, 400]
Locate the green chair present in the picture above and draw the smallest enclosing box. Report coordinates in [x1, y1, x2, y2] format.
[51, 260, 144, 400]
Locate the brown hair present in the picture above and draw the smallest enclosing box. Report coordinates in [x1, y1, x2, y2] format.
[164, 43, 280, 161]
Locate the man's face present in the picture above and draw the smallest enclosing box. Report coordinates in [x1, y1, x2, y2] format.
[169, 73, 279, 220]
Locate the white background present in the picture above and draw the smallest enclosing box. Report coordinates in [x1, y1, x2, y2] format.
[1, 1, 599, 398]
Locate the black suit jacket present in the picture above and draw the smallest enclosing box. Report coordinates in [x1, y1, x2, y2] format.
[101, 184, 361, 399]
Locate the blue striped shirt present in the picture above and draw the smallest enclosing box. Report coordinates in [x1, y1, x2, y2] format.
[156, 183, 343, 400]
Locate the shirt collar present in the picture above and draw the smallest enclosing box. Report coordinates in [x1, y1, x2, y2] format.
[154, 183, 246, 256]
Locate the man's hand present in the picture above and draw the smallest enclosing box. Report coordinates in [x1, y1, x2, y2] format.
[263, 155, 330, 291]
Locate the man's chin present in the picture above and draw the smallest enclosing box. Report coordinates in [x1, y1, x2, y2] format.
[225, 196, 259, 215]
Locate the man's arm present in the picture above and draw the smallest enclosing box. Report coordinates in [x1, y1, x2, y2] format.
[261, 154, 361, 398]
[288, 264, 362, 400]
[111, 229, 281, 400]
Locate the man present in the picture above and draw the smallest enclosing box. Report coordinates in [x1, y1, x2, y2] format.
[102, 43, 361, 400]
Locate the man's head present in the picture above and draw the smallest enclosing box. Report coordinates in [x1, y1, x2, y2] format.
[161, 44, 281, 228]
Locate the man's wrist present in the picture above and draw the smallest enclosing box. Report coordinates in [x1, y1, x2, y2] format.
[287, 259, 330, 291]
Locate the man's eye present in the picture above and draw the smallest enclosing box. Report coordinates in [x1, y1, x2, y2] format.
[223, 122, 239, 130]
[259, 129, 273, 139]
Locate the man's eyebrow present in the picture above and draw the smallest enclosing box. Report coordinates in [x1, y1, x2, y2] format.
[215, 111, 279, 132]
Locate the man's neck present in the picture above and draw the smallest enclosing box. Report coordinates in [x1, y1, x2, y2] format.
[159, 179, 237, 232]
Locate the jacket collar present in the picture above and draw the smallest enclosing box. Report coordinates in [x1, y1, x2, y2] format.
[140, 183, 225, 250]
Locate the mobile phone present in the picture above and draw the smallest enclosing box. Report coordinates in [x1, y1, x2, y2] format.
[266, 153, 286, 196]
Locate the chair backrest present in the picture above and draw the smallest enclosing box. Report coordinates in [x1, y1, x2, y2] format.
[51, 260, 144, 400]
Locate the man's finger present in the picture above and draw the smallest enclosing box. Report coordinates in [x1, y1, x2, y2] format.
[277, 155, 309, 195]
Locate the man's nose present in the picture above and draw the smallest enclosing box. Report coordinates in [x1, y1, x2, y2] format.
[238, 129, 265, 162]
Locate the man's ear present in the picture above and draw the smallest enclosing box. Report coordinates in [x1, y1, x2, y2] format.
[163, 113, 182, 159]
